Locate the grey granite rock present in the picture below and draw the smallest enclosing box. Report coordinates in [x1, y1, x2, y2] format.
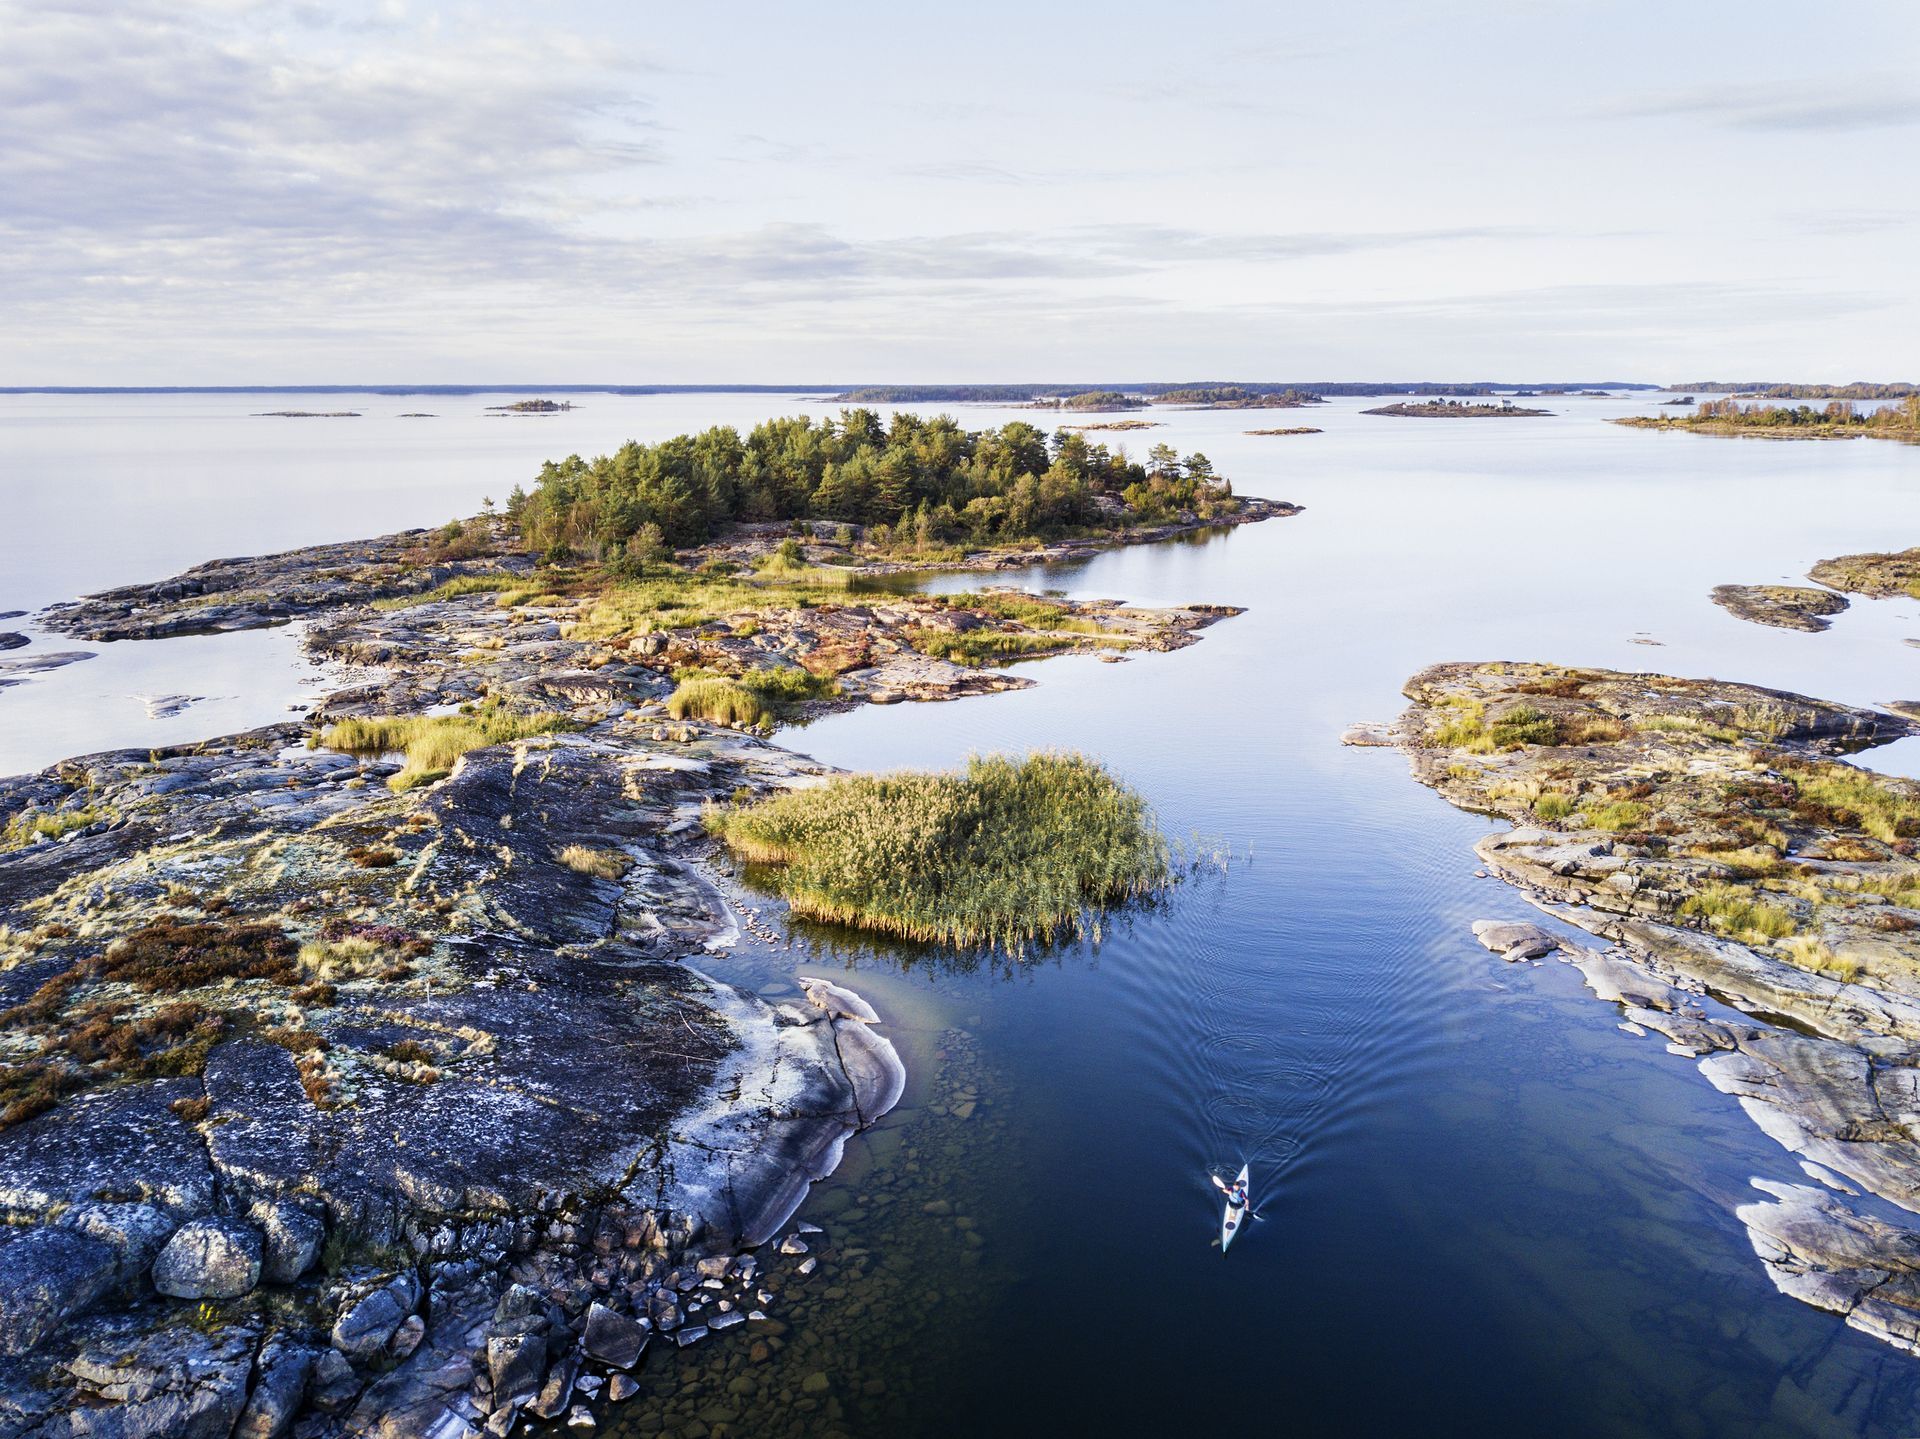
[253, 1200, 325, 1285]
[582, 1302, 647, 1370]
[151, 1218, 263, 1300]
[0, 1228, 118, 1356]
[233, 1336, 317, 1439]
[330, 1271, 421, 1360]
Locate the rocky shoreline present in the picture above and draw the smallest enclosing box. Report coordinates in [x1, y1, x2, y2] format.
[0, 508, 1288, 1436]
[1352, 661, 1920, 1359]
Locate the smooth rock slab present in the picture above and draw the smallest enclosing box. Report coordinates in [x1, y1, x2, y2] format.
[152, 1218, 263, 1300]
[0, 1226, 118, 1355]
[1471, 919, 1560, 958]
[582, 1301, 648, 1370]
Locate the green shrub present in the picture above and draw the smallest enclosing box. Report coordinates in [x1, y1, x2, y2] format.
[1590, 801, 1649, 832]
[1680, 883, 1796, 943]
[2, 805, 112, 850]
[1532, 793, 1576, 821]
[907, 629, 1078, 666]
[1488, 704, 1558, 749]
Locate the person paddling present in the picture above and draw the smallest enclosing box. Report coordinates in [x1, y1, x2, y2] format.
[1212, 1171, 1249, 1214]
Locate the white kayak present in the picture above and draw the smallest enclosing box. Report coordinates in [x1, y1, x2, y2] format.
[1220, 1163, 1250, 1252]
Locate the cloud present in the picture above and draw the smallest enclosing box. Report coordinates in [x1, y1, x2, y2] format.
[0, 1, 662, 283]
[1603, 76, 1920, 132]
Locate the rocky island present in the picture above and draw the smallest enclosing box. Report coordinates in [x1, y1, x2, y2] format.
[1362, 399, 1551, 418]
[1356, 661, 1920, 1356]
[1617, 397, 1920, 442]
[1709, 583, 1849, 632]
[0, 413, 1298, 1436]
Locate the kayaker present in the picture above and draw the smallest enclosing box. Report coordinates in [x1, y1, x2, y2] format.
[1212, 1172, 1249, 1212]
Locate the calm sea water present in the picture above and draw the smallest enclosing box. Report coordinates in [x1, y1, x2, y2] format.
[6, 391, 1920, 1435]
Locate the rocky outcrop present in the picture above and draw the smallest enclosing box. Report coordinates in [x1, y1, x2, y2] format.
[1710, 583, 1849, 632]
[39, 529, 530, 642]
[1379, 660, 1920, 1359]
[1809, 546, 1920, 598]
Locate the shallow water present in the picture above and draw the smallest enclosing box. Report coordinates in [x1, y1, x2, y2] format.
[7, 391, 1920, 1434]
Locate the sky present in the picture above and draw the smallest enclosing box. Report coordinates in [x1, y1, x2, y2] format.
[2, 0, 1916, 385]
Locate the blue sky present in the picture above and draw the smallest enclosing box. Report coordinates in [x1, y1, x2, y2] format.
[3, 0, 1915, 383]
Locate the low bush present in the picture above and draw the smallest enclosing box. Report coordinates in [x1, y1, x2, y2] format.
[558, 844, 627, 880]
[321, 705, 575, 792]
[1680, 882, 1797, 943]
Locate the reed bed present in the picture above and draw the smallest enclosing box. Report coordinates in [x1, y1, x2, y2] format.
[707, 750, 1170, 953]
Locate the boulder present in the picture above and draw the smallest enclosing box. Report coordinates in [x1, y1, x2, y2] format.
[647, 1291, 681, 1331]
[0, 1226, 118, 1355]
[152, 1217, 263, 1300]
[234, 1336, 318, 1439]
[527, 1349, 580, 1421]
[253, 1200, 325, 1284]
[582, 1301, 648, 1370]
[307, 1348, 362, 1414]
[58, 1202, 179, 1284]
[1471, 920, 1560, 959]
[486, 1330, 547, 1407]
[331, 1271, 421, 1359]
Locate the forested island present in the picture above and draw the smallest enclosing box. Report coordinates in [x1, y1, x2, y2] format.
[1363, 399, 1551, 418]
[486, 399, 575, 413]
[1617, 397, 1920, 441]
[1024, 391, 1148, 412]
[1671, 381, 1919, 400]
[509, 410, 1257, 561]
[1152, 386, 1321, 409]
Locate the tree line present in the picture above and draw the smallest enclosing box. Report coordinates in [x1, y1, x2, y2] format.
[507, 410, 1232, 563]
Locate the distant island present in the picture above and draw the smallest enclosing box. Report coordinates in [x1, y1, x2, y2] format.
[1066, 419, 1160, 432]
[1670, 381, 1919, 400]
[1023, 391, 1148, 413]
[1245, 426, 1322, 436]
[1363, 399, 1551, 418]
[252, 410, 361, 418]
[1153, 386, 1322, 410]
[485, 398, 575, 413]
[827, 380, 1655, 404]
[1616, 397, 1920, 442]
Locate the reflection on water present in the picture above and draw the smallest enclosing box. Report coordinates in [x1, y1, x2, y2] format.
[12, 392, 1920, 1434]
